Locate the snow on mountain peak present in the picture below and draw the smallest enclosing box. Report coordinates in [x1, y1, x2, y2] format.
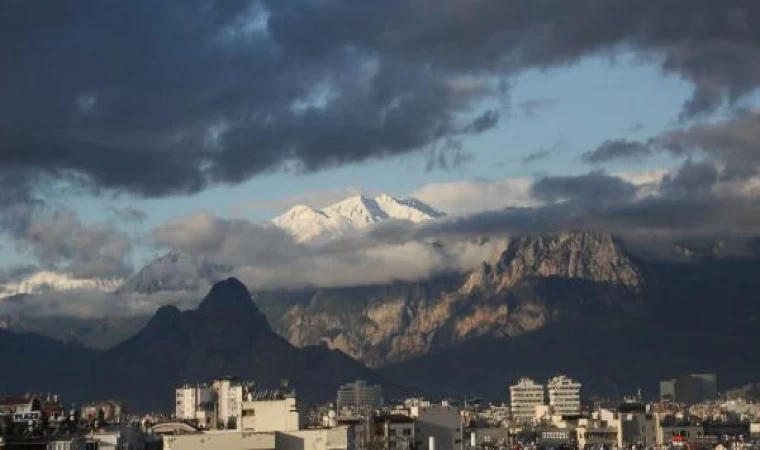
[0, 271, 122, 299]
[272, 193, 444, 243]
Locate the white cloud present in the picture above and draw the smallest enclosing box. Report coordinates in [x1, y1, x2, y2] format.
[410, 178, 538, 215]
[232, 237, 506, 290]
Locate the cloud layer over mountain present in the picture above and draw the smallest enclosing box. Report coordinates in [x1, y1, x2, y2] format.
[4, 1, 760, 315]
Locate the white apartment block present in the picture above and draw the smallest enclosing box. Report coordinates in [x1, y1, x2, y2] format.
[175, 379, 303, 432]
[510, 378, 545, 423]
[547, 375, 582, 416]
[213, 378, 245, 428]
[175, 384, 215, 422]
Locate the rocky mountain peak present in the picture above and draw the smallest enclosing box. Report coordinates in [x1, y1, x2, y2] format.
[462, 230, 643, 294]
[198, 278, 265, 318]
[139, 304, 183, 337]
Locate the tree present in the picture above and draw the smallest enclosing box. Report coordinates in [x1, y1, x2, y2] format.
[97, 408, 106, 427]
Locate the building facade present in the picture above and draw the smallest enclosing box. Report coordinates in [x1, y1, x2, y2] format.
[547, 375, 582, 416]
[80, 401, 124, 423]
[510, 378, 545, 423]
[175, 384, 216, 422]
[660, 380, 676, 402]
[337, 380, 384, 411]
[370, 414, 416, 450]
[411, 403, 462, 450]
[241, 393, 301, 432]
[660, 374, 718, 404]
[213, 378, 245, 428]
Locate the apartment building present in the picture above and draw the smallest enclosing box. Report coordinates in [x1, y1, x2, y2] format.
[510, 378, 545, 423]
[547, 375, 582, 416]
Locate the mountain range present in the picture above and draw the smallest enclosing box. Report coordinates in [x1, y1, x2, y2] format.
[2, 230, 760, 407]
[257, 231, 646, 367]
[2, 195, 760, 406]
[0, 278, 388, 412]
[380, 258, 760, 400]
[271, 194, 445, 243]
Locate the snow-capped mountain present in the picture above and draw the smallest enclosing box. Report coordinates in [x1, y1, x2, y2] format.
[0, 271, 122, 299]
[272, 194, 445, 243]
[116, 251, 232, 295]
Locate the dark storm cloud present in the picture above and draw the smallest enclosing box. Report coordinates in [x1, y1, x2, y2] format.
[661, 112, 760, 179]
[360, 159, 760, 259]
[531, 171, 637, 204]
[584, 112, 760, 182]
[581, 139, 654, 164]
[660, 160, 720, 197]
[397, 188, 760, 249]
[3, 0, 760, 199]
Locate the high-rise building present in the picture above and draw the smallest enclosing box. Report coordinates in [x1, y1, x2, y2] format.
[175, 384, 215, 422]
[660, 380, 676, 402]
[213, 378, 245, 428]
[676, 374, 717, 404]
[661, 374, 718, 404]
[510, 378, 545, 423]
[337, 380, 384, 411]
[547, 375, 582, 416]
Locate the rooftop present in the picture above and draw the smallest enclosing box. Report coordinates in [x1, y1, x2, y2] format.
[374, 414, 415, 424]
[0, 396, 34, 407]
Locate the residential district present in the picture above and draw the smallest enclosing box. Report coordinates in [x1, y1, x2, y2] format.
[2, 374, 760, 450]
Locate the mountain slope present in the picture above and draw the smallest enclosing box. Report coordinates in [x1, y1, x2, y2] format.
[0, 314, 149, 350]
[259, 231, 646, 367]
[380, 259, 760, 399]
[0, 278, 390, 412]
[272, 194, 444, 243]
[116, 251, 232, 295]
[0, 328, 98, 397]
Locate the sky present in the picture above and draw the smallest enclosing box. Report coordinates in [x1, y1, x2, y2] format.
[3, 1, 760, 296]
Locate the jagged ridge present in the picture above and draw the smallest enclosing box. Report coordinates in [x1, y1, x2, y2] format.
[261, 231, 646, 367]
